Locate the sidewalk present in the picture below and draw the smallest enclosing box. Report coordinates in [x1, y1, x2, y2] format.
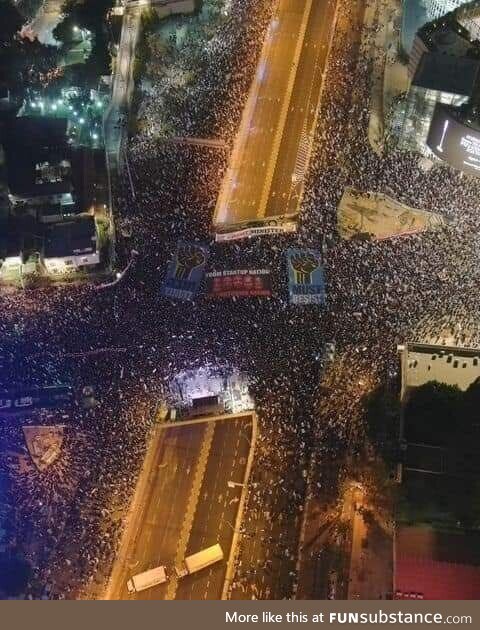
[102, 406, 167, 600]
[347, 501, 393, 600]
[366, 0, 409, 155]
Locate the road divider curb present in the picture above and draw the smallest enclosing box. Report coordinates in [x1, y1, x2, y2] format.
[222, 412, 258, 600]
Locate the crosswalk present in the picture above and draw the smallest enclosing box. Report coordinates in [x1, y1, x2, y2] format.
[292, 130, 311, 183]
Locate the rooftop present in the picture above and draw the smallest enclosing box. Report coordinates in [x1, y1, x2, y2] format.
[44, 216, 97, 259]
[395, 526, 480, 600]
[398, 342, 480, 392]
[2, 117, 72, 197]
[412, 52, 480, 95]
[417, 15, 478, 57]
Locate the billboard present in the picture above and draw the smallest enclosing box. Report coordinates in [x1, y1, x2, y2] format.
[206, 269, 272, 298]
[427, 104, 480, 177]
[286, 248, 325, 305]
[162, 241, 208, 301]
[338, 187, 445, 240]
[0, 385, 73, 415]
[23, 425, 64, 471]
[215, 222, 297, 242]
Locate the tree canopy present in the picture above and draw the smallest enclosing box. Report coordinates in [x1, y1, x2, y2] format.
[405, 381, 463, 446]
[53, 0, 114, 85]
[0, 1, 60, 96]
[0, 0, 24, 46]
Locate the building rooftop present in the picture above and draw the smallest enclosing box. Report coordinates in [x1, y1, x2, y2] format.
[44, 216, 97, 259]
[412, 52, 480, 95]
[398, 342, 480, 393]
[4, 116, 68, 148]
[418, 15, 478, 56]
[395, 526, 480, 599]
[2, 117, 72, 197]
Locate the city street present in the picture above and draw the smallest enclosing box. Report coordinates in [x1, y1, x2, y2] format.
[5, 0, 477, 604]
[230, 405, 306, 601]
[106, 413, 255, 600]
[104, 4, 142, 172]
[347, 489, 393, 601]
[214, 0, 337, 231]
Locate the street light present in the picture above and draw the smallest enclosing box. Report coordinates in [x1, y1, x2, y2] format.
[223, 520, 243, 533]
[222, 520, 255, 538]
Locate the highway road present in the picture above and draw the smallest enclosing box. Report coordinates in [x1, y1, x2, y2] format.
[213, 0, 338, 233]
[265, 0, 337, 219]
[229, 405, 307, 600]
[107, 413, 254, 600]
[293, 0, 369, 600]
[175, 419, 251, 599]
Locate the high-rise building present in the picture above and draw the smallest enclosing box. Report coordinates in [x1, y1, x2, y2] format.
[391, 14, 480, 173]
[401, 0, 472, 56]
[425, 0, 469, 20]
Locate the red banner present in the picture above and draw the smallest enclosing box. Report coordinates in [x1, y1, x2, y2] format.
[206, 270, 272, 298]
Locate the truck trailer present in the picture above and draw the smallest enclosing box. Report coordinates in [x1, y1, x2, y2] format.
[126, 566, 167, 594]
[175, 544, 224, 578]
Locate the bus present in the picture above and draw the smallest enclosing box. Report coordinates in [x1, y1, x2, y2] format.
[126, 566, 167, 594]
[175, 543, 224, 578]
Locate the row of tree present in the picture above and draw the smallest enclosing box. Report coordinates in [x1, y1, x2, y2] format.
[0, 0, 60, 98]
[405, 379, 480, 447]
[52, 0, 114, 85]
[0, 0, 116, 104]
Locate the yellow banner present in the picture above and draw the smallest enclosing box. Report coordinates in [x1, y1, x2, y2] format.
[338, 188, 445, 240]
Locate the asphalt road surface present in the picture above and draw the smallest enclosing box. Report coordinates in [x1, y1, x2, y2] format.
[104, 6, 142, 172]
[214, 0, 337, 230]
[109, 414, 253, 600]
[175, 419, 252, 599]
[266, 0, 337, 219]
[229, 406, 306, 600]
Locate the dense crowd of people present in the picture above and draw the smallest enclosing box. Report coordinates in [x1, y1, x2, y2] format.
[2, 0, 480, 601]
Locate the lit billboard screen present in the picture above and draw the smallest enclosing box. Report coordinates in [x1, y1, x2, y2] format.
[427, 104, 480, 177]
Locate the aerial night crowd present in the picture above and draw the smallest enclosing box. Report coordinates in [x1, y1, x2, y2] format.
[1, 0, 480, 600]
